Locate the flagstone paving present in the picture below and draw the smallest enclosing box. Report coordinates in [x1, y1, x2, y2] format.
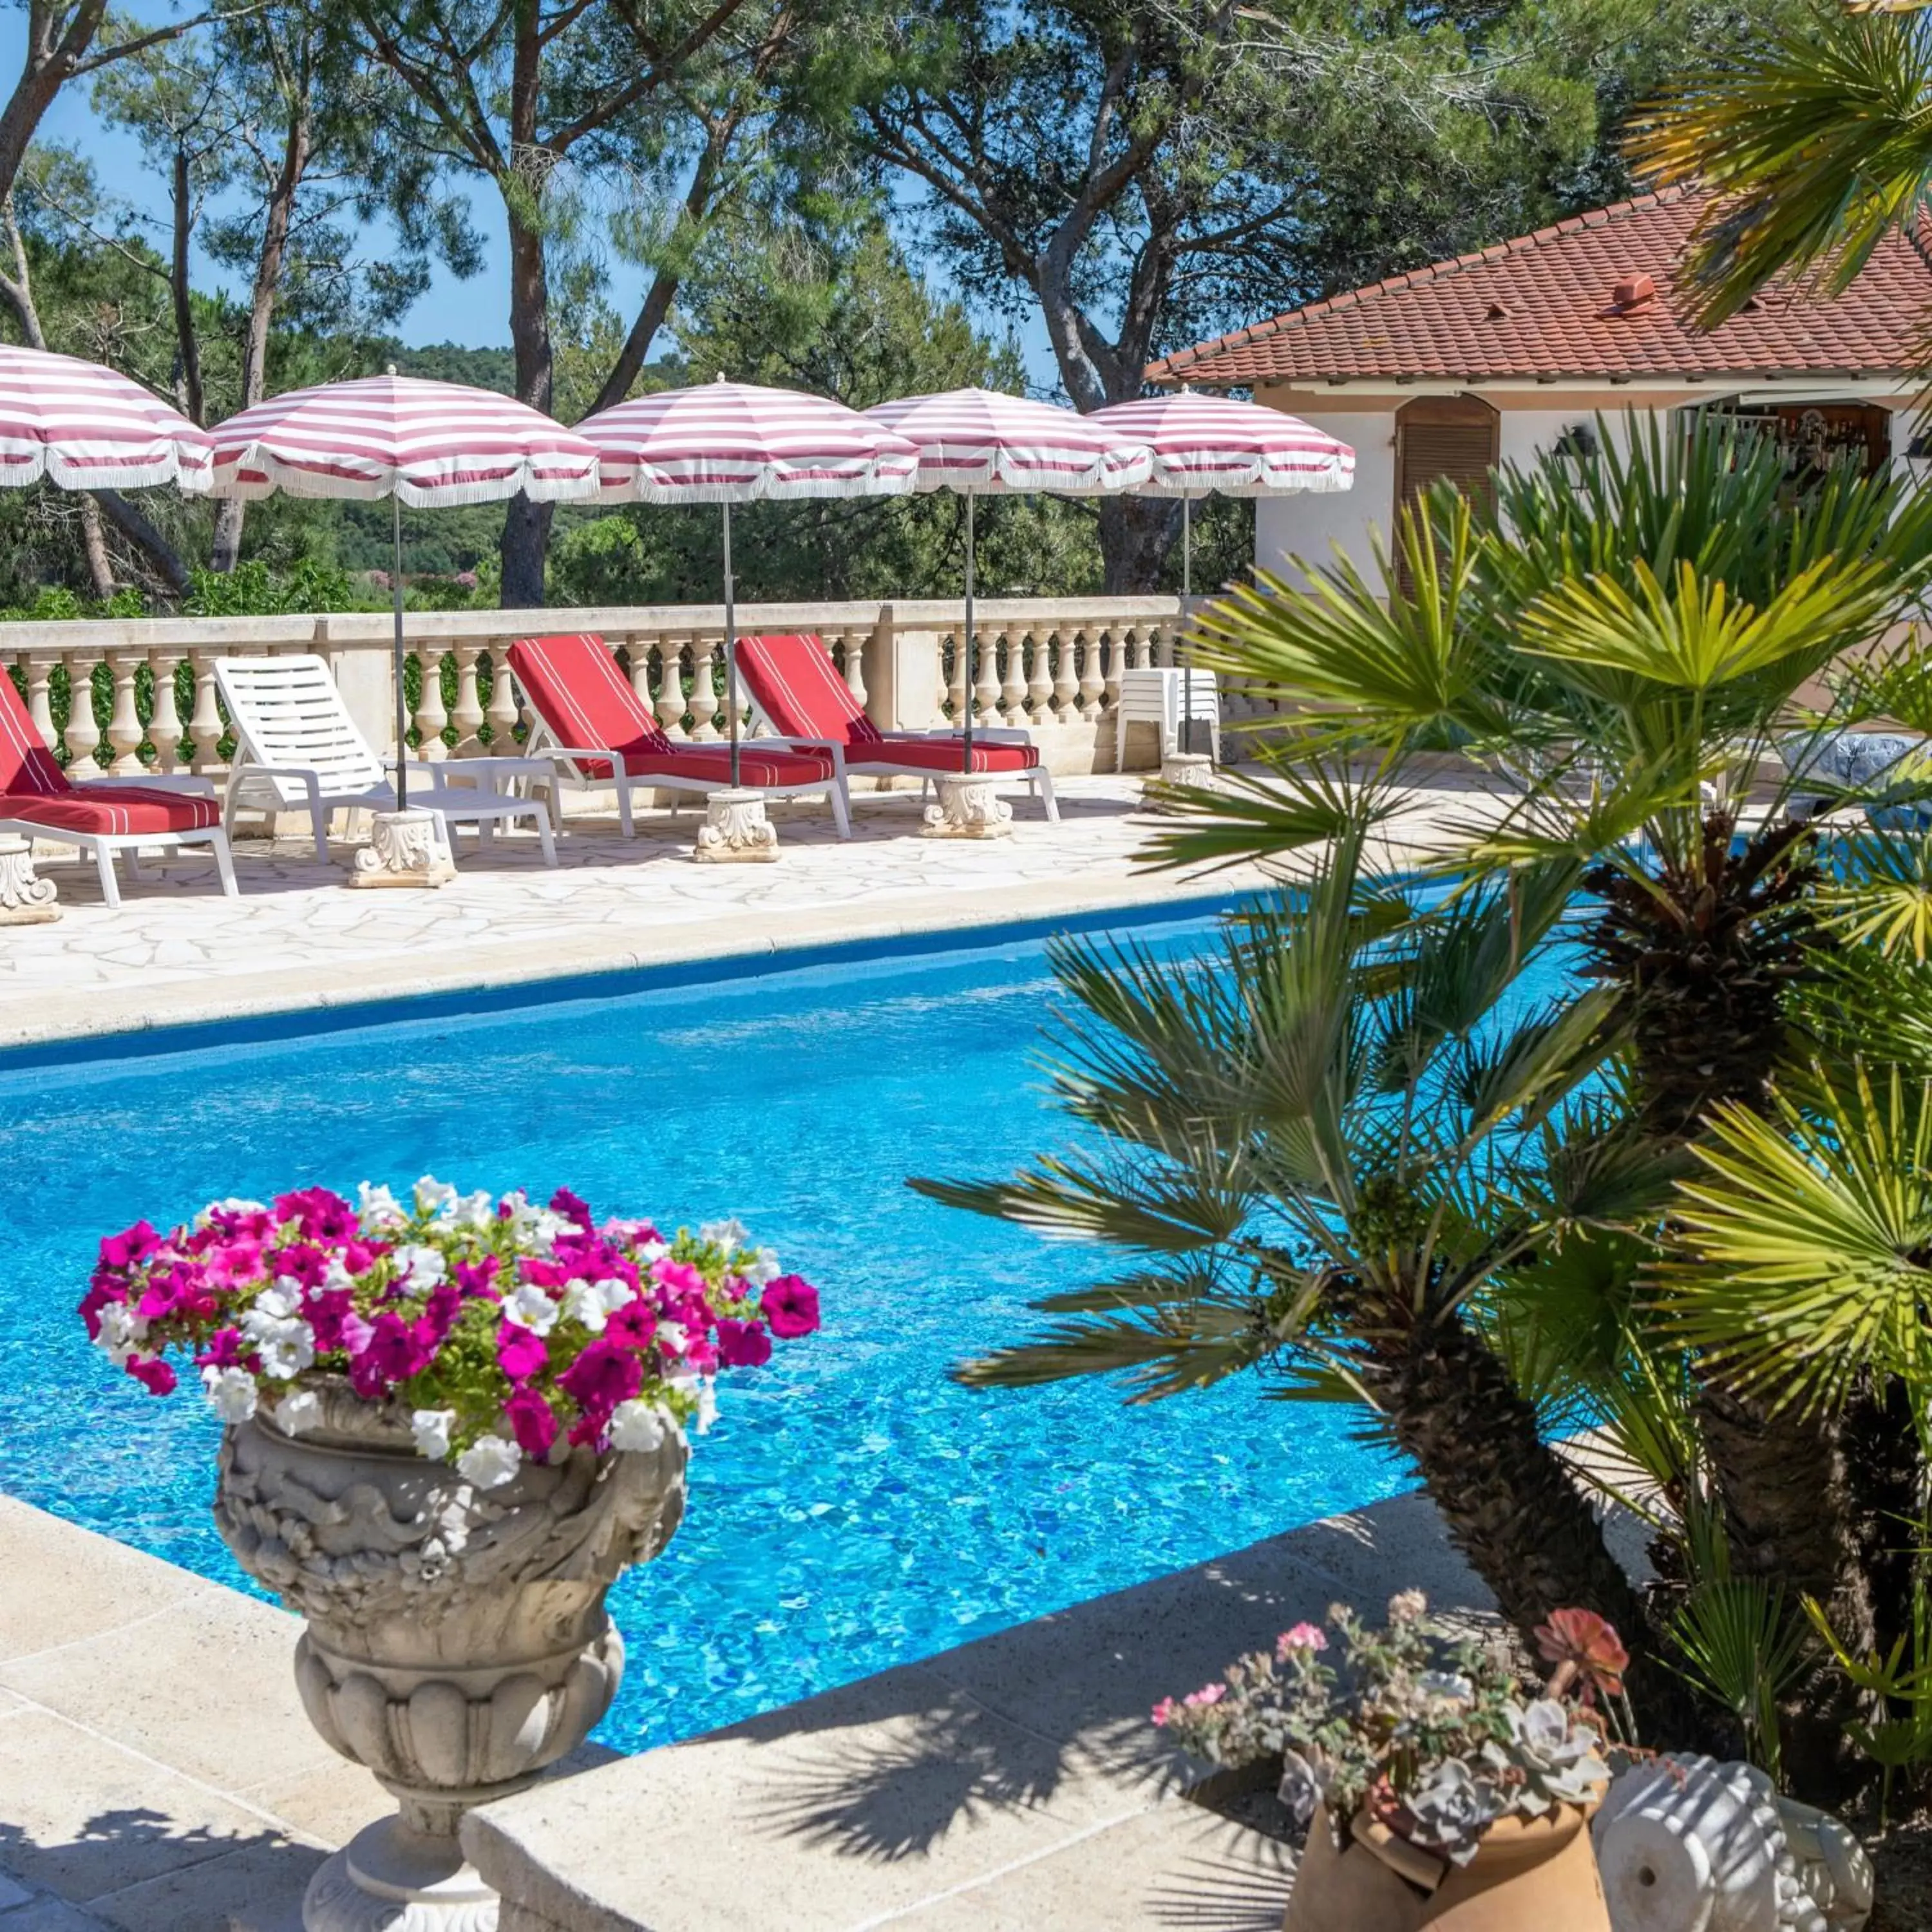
[0, 772, 1501, 1052]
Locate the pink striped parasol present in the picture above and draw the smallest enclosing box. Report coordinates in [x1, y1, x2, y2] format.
[208, 371, 601, 809]
[0, 344, 212, 492]
[579, 378, 920, 786]
[1094, 390, 1354, 756]
[863, 388, 1152, 769]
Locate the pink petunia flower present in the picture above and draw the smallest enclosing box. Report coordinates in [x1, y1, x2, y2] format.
[273, 1188, 358, 1244]
[549, 1186, 594, 1231]
[455, 1256, 501, 1299]
[762, 1276, 820, 1339]
[651, 1257, 706, 1299]
[497, 1321, 549, 1386]
[715, 1318, 772, 1368]
[604, 1299, 656, 1350]
[347, 1311, 426, 1398]
[559, 1338, 644, 1443]
[124, 1354, 176, 1396]
[99, 1220, 162, 1271]
[505, 1385, 560, 1459]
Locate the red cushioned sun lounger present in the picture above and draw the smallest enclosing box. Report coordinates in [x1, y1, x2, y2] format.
[735, 632, 1057, 822]
[0, 666, 237, 907]
[506, 633, 849, 838]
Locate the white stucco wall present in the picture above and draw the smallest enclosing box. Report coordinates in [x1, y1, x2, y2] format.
[1254, 412, 1392, 582]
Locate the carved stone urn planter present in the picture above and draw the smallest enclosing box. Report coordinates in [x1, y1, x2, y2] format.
[213, 1381, 687, 1932]
[1283, 1801, 1611, 1932]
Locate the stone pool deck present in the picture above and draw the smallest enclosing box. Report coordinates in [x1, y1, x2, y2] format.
[0, 772, 1500, 1052]
[0, 1486, 1497, 1931]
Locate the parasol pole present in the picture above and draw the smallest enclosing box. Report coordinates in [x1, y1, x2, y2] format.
[722, 498, 740, 789]
[391, 491, 409, 811]
[961, 489, 976, 773]
[1181, 494, 1194, 757]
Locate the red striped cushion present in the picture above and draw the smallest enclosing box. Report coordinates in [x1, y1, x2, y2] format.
[509, 634, 672, 779]
[2, 786, 221, 834]
[857, 737, 1039, 775]
[737, 633, 884, 747]
[624, 746, 835, 787]
[0, 666, 69, 795]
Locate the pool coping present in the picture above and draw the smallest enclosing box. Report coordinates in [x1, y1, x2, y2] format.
[0, 868, 1262, 1070]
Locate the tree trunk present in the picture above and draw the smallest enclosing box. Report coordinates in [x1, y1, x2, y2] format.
[77, 493, 113, 598]
[93, 491, 189, 595]
[1097, 495, 1180, 594]
[0, 2, 109, 211]
[1699, 1386, 1878, 1800]
[500, 209, 554, 608]
[1378, 1312, 1706, 1745]
[169, 144, 204, 426]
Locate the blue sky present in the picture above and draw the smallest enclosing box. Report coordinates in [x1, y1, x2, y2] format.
[6, 14, 1062, 390]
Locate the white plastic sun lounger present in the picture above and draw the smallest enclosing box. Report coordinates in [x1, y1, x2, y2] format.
[214, 654, 558, 867]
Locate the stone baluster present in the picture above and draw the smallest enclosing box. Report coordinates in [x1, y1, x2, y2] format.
[622, 636, 651, 715]
[185, 651, 224, 773]
[998, 626, 1028, 726]
[1100, 626, 1126, 729]
[413, 648, 449, 761]
[838, 630, 867, 720]
[60, 652, 105, 777]
[972, 623, 1001, 733]
[1050, 630, 1080, 724]
[1023, 629, 1053, 728]
[450, 645, 485, 758]
[945, 627, 968, 728]
[655, 639, 687, 739]
[1077, 627, 1106, 723]
[102, 651, 146, 774]
[485, 642, 521, 748]
[146, 650, 185, 773]
[1155, 625, 1177, 670]
[688, 634, 719, 739]
[20, 654, 60, 765]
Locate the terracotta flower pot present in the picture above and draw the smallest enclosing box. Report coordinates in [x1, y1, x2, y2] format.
[1282, 1800, 1611, 1932]
[213, 1382, 687, 1932]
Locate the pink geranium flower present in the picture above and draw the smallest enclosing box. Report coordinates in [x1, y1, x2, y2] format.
[762, 1276, 820, 1339]
[1182, 1683, 1226, 1709]
[1278, 1623, 1329, 1657]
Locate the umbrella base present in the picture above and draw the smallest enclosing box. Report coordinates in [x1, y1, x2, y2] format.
[1148, 752, 1218, 814]
[349, 810, 457, 889]
[0, 835, 58, 922]
[692, 788, 779, 864]
[922, 771, 1014, 840]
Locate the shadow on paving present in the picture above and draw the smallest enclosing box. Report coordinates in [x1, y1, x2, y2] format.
[0, 1808, 323, 1930]
[724, 1490, 1492, 1866]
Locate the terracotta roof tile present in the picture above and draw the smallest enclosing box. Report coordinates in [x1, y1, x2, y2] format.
[1146, 188, 1931, 387]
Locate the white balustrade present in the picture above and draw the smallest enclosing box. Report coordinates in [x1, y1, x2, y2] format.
[0, 596, 1203, 793]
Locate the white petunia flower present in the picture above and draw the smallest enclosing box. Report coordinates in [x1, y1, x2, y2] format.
[699, 1218, 748, 1253]
[96, 1303, 144, 1365]
[414, 1175, 458, 1218]
[357, 1182, 406, 1231]
[255, 1280, 302, 1320]
[451, 1190, 495, 1230]
[506, 1283, 560, 1337]
[276, 1390, 323, 1436]
[562, 1276, 633, 1334]
[202, 1365, 258, 1423]
[656, 1320, 688, 1354]
[741, 1245, 781, 1286]
[607, 1399, 678, 1454]
[195, 1197, 267, 1231]
[457, 1435, 523, 1489]
[411, 1408, 457, 1461]
[322, 1255, 355, 1291]
[695, 1380, 718, 1435]
[637, 1238, 668, 1264]
[393, 1244, 448, 1291]
[243, 1314, 315, 1380]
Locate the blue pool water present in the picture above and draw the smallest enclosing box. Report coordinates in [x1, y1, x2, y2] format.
[0, 905, 1416, 1752]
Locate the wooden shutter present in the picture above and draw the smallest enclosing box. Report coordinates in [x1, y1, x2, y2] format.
[1394, 397, 1498, 594]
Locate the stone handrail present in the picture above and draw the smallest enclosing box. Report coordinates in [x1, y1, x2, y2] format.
[0, 595, 1249, 780]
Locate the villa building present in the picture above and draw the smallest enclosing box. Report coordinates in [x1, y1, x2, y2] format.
[1146, 185, 1932, 578]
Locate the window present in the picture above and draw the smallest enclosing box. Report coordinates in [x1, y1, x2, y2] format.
[1394, 397, 1498, 591]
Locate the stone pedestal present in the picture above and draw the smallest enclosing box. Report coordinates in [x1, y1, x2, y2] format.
[1149, 752, 1218, 813]
[349, 810, 456, 890]
[921, 771, 1014, 840]
[692, 788, 779, 863]
[0, 834, 57, 923]
[213, 1387, 687, 1932]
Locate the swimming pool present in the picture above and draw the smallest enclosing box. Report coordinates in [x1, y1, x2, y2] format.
[0, 903, 1413, 1752]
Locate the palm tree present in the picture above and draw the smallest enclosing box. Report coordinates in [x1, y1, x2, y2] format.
[1128, 418, 1932, 1788]
[1627, 6, 1932, 330]
[919, 811, 1705, 1734]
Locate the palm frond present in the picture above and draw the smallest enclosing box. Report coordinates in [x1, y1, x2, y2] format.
[1628, 9, 1932, 328]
